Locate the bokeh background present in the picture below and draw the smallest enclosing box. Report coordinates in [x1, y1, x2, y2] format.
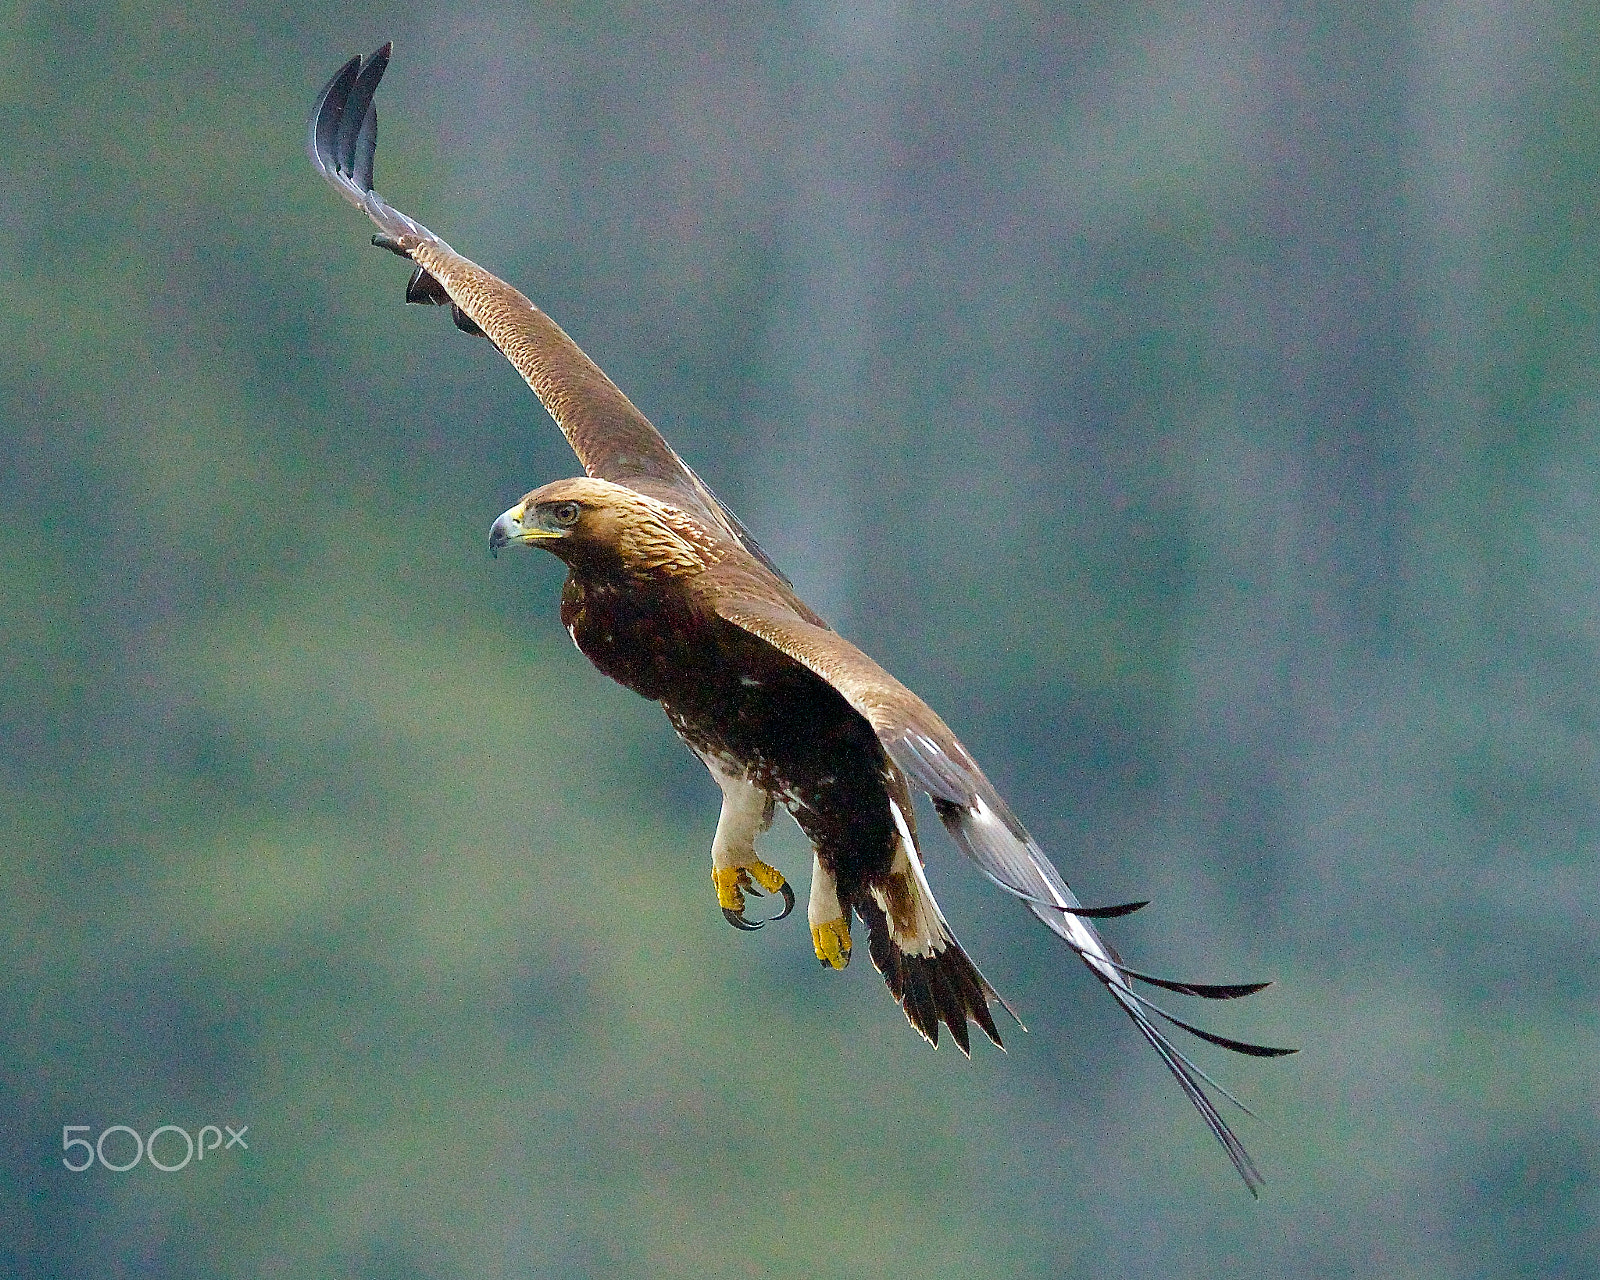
[4, 0, 1598, 1275]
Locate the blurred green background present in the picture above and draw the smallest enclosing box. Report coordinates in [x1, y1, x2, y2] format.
[5, 0, 1598, 1275]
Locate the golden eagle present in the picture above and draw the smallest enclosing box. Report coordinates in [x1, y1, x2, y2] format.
[309, 45, 1293, 1194]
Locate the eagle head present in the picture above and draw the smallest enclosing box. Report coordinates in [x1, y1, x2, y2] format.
[489, 476, 711, 577]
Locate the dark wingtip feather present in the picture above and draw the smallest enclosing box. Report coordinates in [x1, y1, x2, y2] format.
[1019, 898, 1287, 1190]
[890, 723, 1286, 1189]
[450, 304, 487, 337]
[1059, 899, 1149, 919]
[1120, 969, 1275, 1001]
[405, 265, 451, 305]
[1117, 992, 1269, 1195]
[309, 43, 429, 255]
[1143, 1003, 1298, 1058]
[308, 53, 361, 174]
[1084, 952, 1295, 1059]
[334, 44, 392, 183]
[353, 99, 378, 191]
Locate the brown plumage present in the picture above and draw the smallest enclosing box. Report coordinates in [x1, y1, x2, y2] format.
[310, 46, 1295, 1194]
[491, 476, 1009, 1055]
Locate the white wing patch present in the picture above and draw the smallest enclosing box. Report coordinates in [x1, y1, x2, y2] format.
[888, 793, 918, 859]
[970, 793, 1125, 991]
[870, 797, 951, 959]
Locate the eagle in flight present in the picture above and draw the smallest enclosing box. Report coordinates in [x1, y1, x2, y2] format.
[309, 45, 1293, 1194]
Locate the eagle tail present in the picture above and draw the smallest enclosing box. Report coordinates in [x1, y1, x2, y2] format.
[854, 795, 1020, 1054]
[856, 895, 1011, 1055]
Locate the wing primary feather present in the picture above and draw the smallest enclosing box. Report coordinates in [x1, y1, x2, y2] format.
[1111, 969, 1273, 1001]
[945, 847, 1145, 921]
[709, 597, 1289, 1192]
[1115, 991, 1267, 1196]
[1147, 1030, 1265, 1123]
[308, 47, 441, 249]
[1066, 935, 1295, 1056]
[932, 794, 1284, 1005]
[353, 101, 378, 191]
[308, 54, 360, 181]
[450, 303, 487, 337]
[1137, 1001, 1298, 1058]
[898, 736, 973, 806]
[1077, 936, 1273, 1121]
[1057, 899, 1149, 919]
[310, 48, 786, 568]
[335, 45, 391, 175]
[1027, 903, 1295, 1056]
[405, 265, 450, 305]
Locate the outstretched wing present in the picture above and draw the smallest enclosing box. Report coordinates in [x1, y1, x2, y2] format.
[307, 46, 783, 577]
[712, 594, 1294, 1196]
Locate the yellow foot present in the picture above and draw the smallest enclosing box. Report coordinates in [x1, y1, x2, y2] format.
[712, 861, 795, 930]
[812, 917, 853, 969]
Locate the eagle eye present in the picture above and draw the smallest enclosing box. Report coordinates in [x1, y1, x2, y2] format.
[550, 501, 581, 527]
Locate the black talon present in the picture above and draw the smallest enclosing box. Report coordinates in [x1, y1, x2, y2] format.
[723, 906, 763, 931]
[774, 881, 796, 921]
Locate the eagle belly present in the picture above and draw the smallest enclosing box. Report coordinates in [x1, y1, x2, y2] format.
[563, 571, 895, 884]
[560, 571, 1003, 1050]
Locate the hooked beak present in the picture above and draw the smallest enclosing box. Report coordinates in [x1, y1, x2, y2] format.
[489, 500, 561, 557]
[488, 502, 524, 557]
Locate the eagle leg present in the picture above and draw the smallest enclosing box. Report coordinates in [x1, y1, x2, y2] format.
[807, 853, 853, 970]
[705, 765, 792, 930]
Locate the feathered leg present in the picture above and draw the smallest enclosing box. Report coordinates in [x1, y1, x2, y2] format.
[703, 762, 792, 930]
